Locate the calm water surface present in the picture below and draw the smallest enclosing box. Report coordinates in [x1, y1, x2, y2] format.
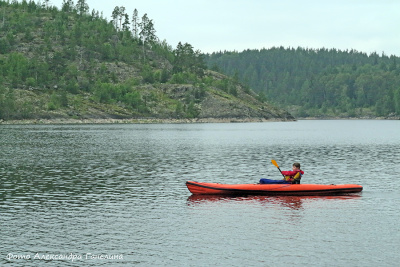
[1, 120, 399, 266]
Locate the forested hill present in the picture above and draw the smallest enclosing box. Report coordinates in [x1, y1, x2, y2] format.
[206, 47, 400, 118]
[0, 1, 293, 122]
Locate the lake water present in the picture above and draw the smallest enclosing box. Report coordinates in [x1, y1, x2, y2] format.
[1, 120, 399, 266]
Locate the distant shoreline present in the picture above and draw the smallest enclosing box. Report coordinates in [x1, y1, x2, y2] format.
[0, 117, 293, 125]
[297, 116, 400, 120]
[1, 116, 398, 125]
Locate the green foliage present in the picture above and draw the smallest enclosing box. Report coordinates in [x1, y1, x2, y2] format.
[48, 91, 68, 110]
[169, 72, 198, 84]
[141, 65, 155, 84]
[0, 87, 14, 119]
[0, 37, 11, 53]
[213, 78, 238, 96]
[174, 42, 206, 75]
[394, 87, 400, 114]
[256, 91, 267, 103]
[175, 101, 184, 117]
[26, 77, 36, 87]
[2, 52, 30, 87]
[92, 81, 147, 112]
[186, 101, 199, 118]
[124, 91, 140, 107]
[160, 68, 170, 83]
[0, 86, 36, 120]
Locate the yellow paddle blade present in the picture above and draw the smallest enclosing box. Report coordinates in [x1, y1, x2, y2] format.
[271, 159, 279, 168]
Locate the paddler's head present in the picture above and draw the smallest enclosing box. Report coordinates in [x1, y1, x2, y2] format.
[293, 162, 301, 170]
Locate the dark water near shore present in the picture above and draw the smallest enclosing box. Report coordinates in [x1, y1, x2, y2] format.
[1, 120, 399, 266]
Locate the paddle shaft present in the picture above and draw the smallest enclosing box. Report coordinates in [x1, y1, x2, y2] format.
[276, 166, 285, 178]
[271, 159, 285, 178]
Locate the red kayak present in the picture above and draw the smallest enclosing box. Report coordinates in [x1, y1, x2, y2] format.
[186, 181, 363, 196]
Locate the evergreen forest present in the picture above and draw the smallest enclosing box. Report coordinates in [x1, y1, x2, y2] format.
[207, 47, 400, 118]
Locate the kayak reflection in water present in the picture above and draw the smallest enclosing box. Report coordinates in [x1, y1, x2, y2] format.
[260, 162, 304, 184]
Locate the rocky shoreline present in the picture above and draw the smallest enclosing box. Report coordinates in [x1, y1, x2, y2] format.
[0, 117, 294, 125]
[1, 116, 399, 125]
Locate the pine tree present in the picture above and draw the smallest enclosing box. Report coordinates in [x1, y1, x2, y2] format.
[138, 13, 156, 61]
[76, 0, 89, 16]
[118, 6, 125, 30]
[111, 6, 120, 30]
[131, 9, 139, 39]
[122, 13, 130, 32]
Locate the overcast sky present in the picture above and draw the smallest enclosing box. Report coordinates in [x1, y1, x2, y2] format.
[50, 0, 400, 56]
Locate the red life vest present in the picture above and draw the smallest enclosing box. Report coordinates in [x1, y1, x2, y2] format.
[282, 170, 303, 183]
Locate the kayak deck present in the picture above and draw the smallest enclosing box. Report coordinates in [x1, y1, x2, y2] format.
[186, 181, 363, 196]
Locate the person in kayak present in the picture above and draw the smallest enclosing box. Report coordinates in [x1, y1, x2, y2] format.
[281, 162, 304, 184]
[259, 162, 304, 184]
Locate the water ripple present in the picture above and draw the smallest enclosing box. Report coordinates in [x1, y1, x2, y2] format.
[1, 121, 399, 266]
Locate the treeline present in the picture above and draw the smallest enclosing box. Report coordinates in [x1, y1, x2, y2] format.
[0, 0, 208, 120]
[207, 47, 400, 117]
